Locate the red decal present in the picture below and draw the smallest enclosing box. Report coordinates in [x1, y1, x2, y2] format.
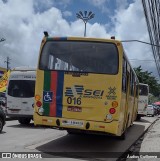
[50, 71, 57, 116]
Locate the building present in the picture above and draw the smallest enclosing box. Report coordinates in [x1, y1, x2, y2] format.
[142, 0, 160, 77]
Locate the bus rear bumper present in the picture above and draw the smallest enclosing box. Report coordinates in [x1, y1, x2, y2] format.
[34, 113, 119, 136]
[7, 113, 33, 119]
[137, 113, 146, 117]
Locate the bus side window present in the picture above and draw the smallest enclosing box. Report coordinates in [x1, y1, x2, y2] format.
[130, 69, 132, 95]
[132, 74, 135, 96]
[130, 70, 134, 96]
[122, 57, 127, 92]
[136, 84, 139, 97]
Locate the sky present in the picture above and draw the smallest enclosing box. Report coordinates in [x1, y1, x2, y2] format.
[0, 0, 158, 79]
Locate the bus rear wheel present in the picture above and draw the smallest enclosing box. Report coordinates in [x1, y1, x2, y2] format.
[136, 115, 141, 121]
[18, 118, 31, 125]
[118, 131, 126, 140]
[67, 129, 77, 134]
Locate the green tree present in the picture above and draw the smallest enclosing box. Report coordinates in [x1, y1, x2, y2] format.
[134, 66, 160, 97]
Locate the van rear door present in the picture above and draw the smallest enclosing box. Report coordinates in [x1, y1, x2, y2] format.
[21, 80, 35, 115]
[7, 80, 22, 113]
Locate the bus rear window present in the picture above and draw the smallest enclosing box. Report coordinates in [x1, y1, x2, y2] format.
[39, 41, 119, 74]
[8, 80, 35, 98]
[139, 85, 148, 96]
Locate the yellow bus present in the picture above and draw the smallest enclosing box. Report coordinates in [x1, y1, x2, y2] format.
[34, 32, 139, 139]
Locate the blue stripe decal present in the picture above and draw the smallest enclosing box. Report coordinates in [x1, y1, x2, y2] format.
[56, 71, 64, 117]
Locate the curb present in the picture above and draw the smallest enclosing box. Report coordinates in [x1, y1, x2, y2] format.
[117, 118, 159, 160]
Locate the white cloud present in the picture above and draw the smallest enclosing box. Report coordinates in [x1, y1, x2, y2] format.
[87, 23, 111, 38]
[0, 0, 109, 69]
[89, 0, 108, 6]
[87, 0, 129, 14]
[33, 0, 71, 12]
[0, 0, 67, 68]
[111, 0, 158, 77]
[87, 0, 110, 13]
[0, 0, 158, 77]
[63, 11, 72, 17]
[115, 0, 130, 10]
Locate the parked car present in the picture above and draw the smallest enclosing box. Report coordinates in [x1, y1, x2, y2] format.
[0, 107, 6, 133]
[154, 104, 160, 115]
[152, 104, 160, 115]
[0, 100, 6, 114]
[146, 105, 155, 117]
[157, 106, 160, 115]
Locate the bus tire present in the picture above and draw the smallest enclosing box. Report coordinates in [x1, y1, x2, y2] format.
[67, 129, 75, 134]
[136, 115, 141, 121]
[0, 118, 3, 133]
[119, 131, 126, 140]
[18, 118, 31, 125]
[67, 129, 79, 135]
[119, 115, 129, 140]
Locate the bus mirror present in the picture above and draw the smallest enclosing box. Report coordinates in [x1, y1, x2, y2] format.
[44, 31, 49, 37]
[111, 36, 115, 39]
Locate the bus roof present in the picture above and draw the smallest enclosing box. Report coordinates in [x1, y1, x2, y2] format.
[9, 70, 36, 80]
[41, 34, 139, 83]
[139, 83, 149, 86]
[12, 66, 36, 71]
[44, 36, 123, 45]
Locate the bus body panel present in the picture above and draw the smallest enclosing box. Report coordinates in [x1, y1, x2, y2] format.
[35, 70, 121, 134]
[137, 83, 149, 117]
[118, 92, 127, 135]
[128, 96, 134, 126]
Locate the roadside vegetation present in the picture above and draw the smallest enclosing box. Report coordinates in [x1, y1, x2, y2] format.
[134, 66, 160, 103]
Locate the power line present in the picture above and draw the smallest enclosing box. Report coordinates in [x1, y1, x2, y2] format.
[122, 38, 160, 77]
[129, 59, 156, 62]
[122, 40, 160, 47]
[4, 56, 11, 71]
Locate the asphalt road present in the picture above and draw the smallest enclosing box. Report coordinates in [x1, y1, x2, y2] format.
[0, 116, 158, 161]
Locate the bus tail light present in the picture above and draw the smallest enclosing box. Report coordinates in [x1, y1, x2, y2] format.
[112, 101, 118, 108]
[109, 108, 116, 114]
[36, 101, 42, 107]
[35, 95, 41, 101]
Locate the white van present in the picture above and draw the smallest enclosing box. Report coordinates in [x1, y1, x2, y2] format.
[6, 67, 36, 124]
[137, 83, 149, 120]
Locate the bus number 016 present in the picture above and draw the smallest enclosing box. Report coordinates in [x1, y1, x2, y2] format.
[67, 97, 81, 105]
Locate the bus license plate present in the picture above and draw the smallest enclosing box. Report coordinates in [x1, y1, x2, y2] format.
[62, 120, 84, 127]
[11, 110, 18, 113]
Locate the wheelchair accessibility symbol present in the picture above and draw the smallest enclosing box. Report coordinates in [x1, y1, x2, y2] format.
[43, 91, 53, 103]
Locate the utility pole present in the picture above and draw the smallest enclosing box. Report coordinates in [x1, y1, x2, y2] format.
[4, 56, 11, 71]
